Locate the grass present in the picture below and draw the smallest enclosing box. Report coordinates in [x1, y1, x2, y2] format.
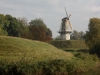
[0, 36, 100, 75]
[0, 36, 73, 62]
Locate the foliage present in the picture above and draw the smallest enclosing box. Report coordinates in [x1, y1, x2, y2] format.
[91, 41, 100, 57]
[71, 30, 85, 40]
[85, 18, 100, 56]
[0, 14, 9, 35]
[46, 28, 52, 37]
[29, 25, 47, 41]
[0, 14, 30, 37]
[29, 19, 52, 41]
[49, 40, 87, 49]
[0, 55, 99, 75]
[17, 17, 30, 38]
[0, 14, 52, 41]
[5, 15, 21, 37]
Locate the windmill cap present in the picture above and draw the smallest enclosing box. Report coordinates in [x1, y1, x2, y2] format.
[62, 17, 69, 21]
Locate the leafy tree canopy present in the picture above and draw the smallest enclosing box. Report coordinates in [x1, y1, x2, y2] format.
[29, 18, 52, 41]
[85, 18, 100, 48]
[5, 14, 20, 36]
[29, 19, 47, 30]
[85, 18, 100, 56]
[71, 30, 85, 40]
[0, 14, 9, 35]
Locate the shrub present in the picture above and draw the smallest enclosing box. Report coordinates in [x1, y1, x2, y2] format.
[49, 40, 87, 49]
[90, 41, 100, 57]
[0, 58, 99, 75]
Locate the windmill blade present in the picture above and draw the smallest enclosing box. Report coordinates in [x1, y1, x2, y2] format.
[68, 14, 71, 18]
[64, 7, 68, 17]
[69, 21, 73, 30]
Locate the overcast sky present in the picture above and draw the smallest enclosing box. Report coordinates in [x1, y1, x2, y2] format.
[0, 0, 100, 38]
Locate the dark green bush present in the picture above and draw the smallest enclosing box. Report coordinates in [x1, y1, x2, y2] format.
[74, 52, 99, 61]
[0, 56, 99, 75]
[90, 41, 100, 57]
[49, 40, 87, 49]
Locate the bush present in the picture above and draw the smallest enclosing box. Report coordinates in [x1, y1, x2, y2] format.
[74, 52, 99, 61]
[90, 41, 100, 57]
[0, 57, 99, 75]
[49, 40, 87, 49]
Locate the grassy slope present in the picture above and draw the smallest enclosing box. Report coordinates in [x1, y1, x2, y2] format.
[0, 36, 73, 62]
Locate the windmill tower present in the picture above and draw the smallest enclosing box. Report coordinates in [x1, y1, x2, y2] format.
[58, 7, 73, 40]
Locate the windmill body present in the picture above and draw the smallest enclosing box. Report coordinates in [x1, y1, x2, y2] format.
[58, 9, 73, 40]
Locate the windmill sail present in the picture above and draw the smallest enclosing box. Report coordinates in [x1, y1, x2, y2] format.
[64, 7, 68, 17]
[69, 21, 73, 30]
[69, 14, 71, 18]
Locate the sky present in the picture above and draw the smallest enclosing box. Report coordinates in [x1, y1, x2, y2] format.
[0, 0, 100, 38]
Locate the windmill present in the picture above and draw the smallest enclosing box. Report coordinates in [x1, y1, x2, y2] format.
[58, 7, 73, 40]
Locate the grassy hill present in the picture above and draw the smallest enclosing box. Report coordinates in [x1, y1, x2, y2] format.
[0, 36, 73, 62]
[0, 36, 99, 75]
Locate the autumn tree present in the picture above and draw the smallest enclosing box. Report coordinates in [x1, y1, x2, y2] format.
[85, 18, 100, 56]
[45, 28, 52, 41]
[29, 19, 52, 41]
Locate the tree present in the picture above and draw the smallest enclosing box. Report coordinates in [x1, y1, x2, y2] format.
[85, 18, 100, 56]
[45, 28, 52, 41]
[5, 15, 21, 37]
[71, 30, 85, 40]
[29, 18, 47, 30]
[46, 28, 52, 37]
[29, 18, 52, 41]
[78, 31, 85, 39]
[71, 30, 79, 40]
[17, 17, 30, 38]
[29, 25, 46, 41]
[0, 14, 9, 35]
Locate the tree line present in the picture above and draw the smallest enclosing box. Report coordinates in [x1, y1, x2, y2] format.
[0, 14, 52, 42]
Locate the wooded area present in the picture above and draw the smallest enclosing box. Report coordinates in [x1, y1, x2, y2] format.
[0, 14, 52, 42]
